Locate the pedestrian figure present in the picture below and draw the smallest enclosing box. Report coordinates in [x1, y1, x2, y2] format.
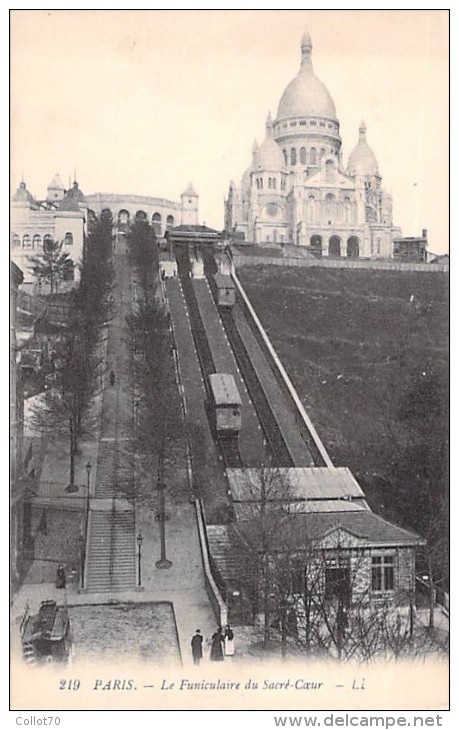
[109, 370, 115, 386]
[56, 565, 66, 589]
[191, 629, 203, 665]
[210, 626, 225, 662]
[224, 624, 235, 656]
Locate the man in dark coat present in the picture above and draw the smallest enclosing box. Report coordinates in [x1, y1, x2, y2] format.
[191, 629, 203, 665]
[210, 626, 225, 662]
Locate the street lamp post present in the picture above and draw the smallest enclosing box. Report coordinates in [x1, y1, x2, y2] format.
[137, 532, 143, 587]
[155, 478, 172, 569]
[85, 461, 92, 520]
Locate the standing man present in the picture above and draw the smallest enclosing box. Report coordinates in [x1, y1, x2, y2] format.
[191, 629, 203, 665]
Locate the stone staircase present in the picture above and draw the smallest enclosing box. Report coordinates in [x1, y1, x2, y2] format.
[84, 508, 137, 592]
[83, 251, 137, 593]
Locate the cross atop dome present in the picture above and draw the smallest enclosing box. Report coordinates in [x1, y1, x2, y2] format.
[359, 121, 367, 137]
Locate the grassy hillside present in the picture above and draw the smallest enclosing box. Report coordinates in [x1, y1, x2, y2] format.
[238, 265, 448, 554]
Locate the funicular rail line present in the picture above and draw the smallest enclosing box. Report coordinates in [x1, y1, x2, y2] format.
[202, 247, 294, 468]
[174, 243, 243, 469]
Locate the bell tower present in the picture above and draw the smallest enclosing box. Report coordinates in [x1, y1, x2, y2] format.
[181, 182, 199, 225]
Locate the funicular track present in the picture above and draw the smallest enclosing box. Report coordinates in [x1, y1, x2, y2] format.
[174, 243, 242, 469]
[202, 247, 294, 468]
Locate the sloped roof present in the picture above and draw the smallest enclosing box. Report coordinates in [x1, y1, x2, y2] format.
[227, 467, 366, 502]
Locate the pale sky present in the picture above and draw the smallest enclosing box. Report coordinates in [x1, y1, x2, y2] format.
[11, 9, 449, 252]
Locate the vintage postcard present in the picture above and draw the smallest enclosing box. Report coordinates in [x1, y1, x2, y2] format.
[10, 9, 449, 715]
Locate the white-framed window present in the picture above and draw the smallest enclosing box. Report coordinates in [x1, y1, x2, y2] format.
[372, 555, 395, 592]
[64, 232, 73, 246]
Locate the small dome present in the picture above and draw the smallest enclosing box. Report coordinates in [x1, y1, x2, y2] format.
[254, 113, 285, 171]
[59, 180, 85, 211]
[12, 181, 36, 206]
[347, 122, 379, 177]
[277, 32, 337, 121]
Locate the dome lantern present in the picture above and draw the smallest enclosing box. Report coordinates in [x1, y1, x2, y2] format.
[301, 30, 312, 66]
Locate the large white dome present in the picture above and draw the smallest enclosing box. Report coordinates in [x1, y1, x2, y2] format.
[276, 33, 337, 121]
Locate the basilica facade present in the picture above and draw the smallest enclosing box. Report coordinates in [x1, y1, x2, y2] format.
[225, 32, 401, 258]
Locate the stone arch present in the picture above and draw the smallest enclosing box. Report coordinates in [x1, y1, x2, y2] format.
[22, 234, 31, 249]
[309, 234, 323, 258]
[135, 210, 147, 222]
[101, 208, 113, 223]
[33, 234, 41, 249]
[347, 236, 360, 258]
[118, 209, 130, 227]
[329, 235, 341, 258]
[152, 212, 162, 236]
[88, 209, 97, 222]
[166, 214, 175, 230]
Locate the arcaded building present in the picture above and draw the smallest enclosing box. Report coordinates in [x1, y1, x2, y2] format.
[225, 32, 402, 258]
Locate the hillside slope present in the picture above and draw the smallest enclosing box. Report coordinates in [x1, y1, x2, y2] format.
[238, 265, 449, 560]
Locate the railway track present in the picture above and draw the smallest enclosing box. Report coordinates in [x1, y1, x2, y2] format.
[203, 248, 294, 468]
[219, 436, 243, 469]
[175, 244, 243, 469]
[175, 244, 215, 386]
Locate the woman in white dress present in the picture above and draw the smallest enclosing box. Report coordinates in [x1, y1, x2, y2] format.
[224, 625, 235, 656]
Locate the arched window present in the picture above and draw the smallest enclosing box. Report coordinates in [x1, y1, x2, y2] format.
[43, 234, 53, 250]
[118, 210, 130, 226]
[325, 193, 335, 223]
[22, 235, 31, 249]
[308, 196, 315, 224]
[310, 235, 323, 258]
[135, 210, 147, 222]
[259, 177, 263, 189]
[376, 237, 382, 255]
[281, 176, 286, 191]
[272, 178, 277, 189]
[325, 159, 334, 183]
[33, 234, 41, 249]
[283, 149, 288, 166]
[347, 236, 360, 258]
[300, 147, 307, 165]
[152, 212, 162, 235]
[268, 178, 272, 189]
[343, 197, 351, 224]
[290, 148, 297, 166]
[101, 209, 113, 223]
[329, 236, 341, 258]
[166, 215, 175, 230]
[310, 148, 317, 165]
[12, 234, 20, 247]
[64, 232, 73, 246]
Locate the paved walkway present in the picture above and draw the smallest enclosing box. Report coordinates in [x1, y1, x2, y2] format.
[12, 233, 219, 666]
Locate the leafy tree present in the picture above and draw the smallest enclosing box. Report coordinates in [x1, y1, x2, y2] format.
[28, 238, 74, 294]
